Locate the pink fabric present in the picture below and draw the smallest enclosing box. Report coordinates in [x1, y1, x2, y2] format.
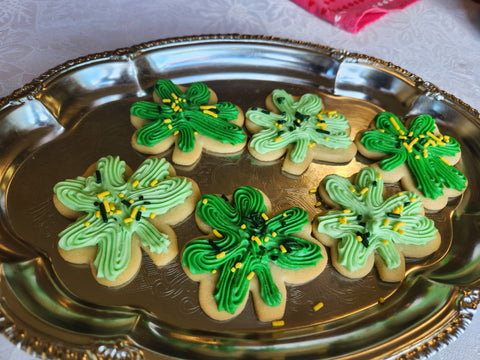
[291, 0, 421, 33]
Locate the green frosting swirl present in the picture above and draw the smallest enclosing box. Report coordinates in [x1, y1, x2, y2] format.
[360, 111, 467, 199]
[131, 79, 245, 152]
[316, 167, 438, 272]
[246, 89, 352, 163]
[54, 156, 193, 281]
[182, 186, 323, 315]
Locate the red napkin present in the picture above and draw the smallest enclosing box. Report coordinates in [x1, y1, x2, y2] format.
[291, 0, 421, 33]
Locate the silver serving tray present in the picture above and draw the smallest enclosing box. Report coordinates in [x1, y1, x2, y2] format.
[0, 34, 479, 360]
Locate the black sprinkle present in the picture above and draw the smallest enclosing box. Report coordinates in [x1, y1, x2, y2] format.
[277, 97, 285, 104]
[208, 239, 221, 251]
[356, 231, 362, 236]
[373, 181, 377, 186]
[289, 126, 295, 132]
[361, 238, 370, 248]
[136, 211, 142, 221]
[261, 110, 270, 115]
[139, 195, 144, 201]
[316, 129, 331, 134]
[251, 107, 258, 111]
[270, 255, 279, 261]
[294, 111, 309, 121]
[156, 105, 163, 113]
[95, 170, 102, 184]
[404, 202, 411, 207]
[278, 130, 285, 136]
[99, 202, 108, 222]
[387, 212, 401, 218]
[93, 201, 99, 206]
[359, 222, 366, 227]
[277, 119, 286, 124]
[122, 200, 132, 208]
[356, 215, 363, 221]
[143, 201, 151, 205]
[395, 143, 402, 149]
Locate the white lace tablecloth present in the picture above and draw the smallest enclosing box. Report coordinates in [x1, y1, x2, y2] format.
[0, 0, 479, 359]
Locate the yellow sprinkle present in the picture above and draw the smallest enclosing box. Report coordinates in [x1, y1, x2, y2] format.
[296, 119, 301, 124]
[444, 135, 450, 143]
[171, 93, 178, 100]
[356, 235, 363, 242]
[402, 142, 412, 153]
[119, 193, 125, 198]
[150, 212, 156, 219]
[339, 216, 347, 224]
[415, 155, 420, 159]
[162, 98, 171, 103]
[241, 224, 247, 229]
[124, 217, 133, 224]
[216, 251, 226, 259]
[150, 179, 158, 187]
[261, 213, 269, 221]
[410, 197, 417, 202]
[283, 212, 287, 217]
[313, 302, 324, 312]
[399, 229, 405, 235]
[382, 240, 389, 245]
[308, 142, 315, 148]
[109, 211, 114, 216]
[316, 122, 327, 129]
[167, 124, 173, 130]
[392, 204, 404, 214]
[264, 236, 269, 242]
[130, 207, 139, 219]
[194, 131, 198, 136]
[272, 232, 278, 237]
[349, 186, 356, 193]
[423, 149, 429, 158]
[129, 199, 135, 204]
[343, 209, 351, 213]
[272, 320, 285, 327]
[163, 119, 172, 123]
[213, 229, 223, 238]
[211, 269, 217, 274]
[328, 111, 338, 117]
[231, 267, 236, 273]
[378, 128, 385, 133]
[440, 157, 451, 165]
[200, 105, 216, 110]
[95, 211, 101, 218]
[408, 131, 413, 137]
[360, 187, 369, 195]
[426, 131, 442, 143]
[309, 188, 317, 194]
[252, 236, 262, 246]
[408, 137, 419, 148]
[377, 173, 382, 180]
[235, 262, 242, 269]
[315, 201, 322, 208]
[383, 219, 390, 226]
[277, 123, 283, 129]
[84, 221, 91, 227]
[325, 137, 329, 141]
[174, 130, 179, 136]
[116, 209, 123, 215]
[419, 134, 425, 138]
[97, 191, 110, 199]
[378, 297, 385, 304]
[203, 110, 218, 118]
[389, 116, 401, 131]
[275, 136, 283, 142]
[109, 203, 115, 211]
[103, 199, 110, 213]
[132, 180, 139, 187]
[202, 199, 208, 205]
[280, 245, 287, 253]
[398, 135, 407, 140]
[425, 139, 437, 147]
[247, 271, 255, 280]
[398, 192, 404, 196]
[393, 221, 406, 232]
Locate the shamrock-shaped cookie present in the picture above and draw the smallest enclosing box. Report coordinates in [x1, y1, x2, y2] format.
[246, 89, 356, 175]
[312, 167, 441, 282]
[53, 156, 200, 287]
[355, 111, 467, 211]
[130, 79, 247, 166]
[181, 186, 327, 322]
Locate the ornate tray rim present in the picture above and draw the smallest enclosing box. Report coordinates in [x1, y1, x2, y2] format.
[0, 34, 479, 360]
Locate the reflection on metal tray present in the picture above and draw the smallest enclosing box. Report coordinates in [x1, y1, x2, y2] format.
[0, 34, 479, 360]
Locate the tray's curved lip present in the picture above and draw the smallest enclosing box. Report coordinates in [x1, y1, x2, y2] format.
[0, 33, 479, 360]
[1, 34, 479, 121]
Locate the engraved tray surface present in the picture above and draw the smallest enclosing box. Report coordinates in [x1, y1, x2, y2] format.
[0, 34, 479, 360]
